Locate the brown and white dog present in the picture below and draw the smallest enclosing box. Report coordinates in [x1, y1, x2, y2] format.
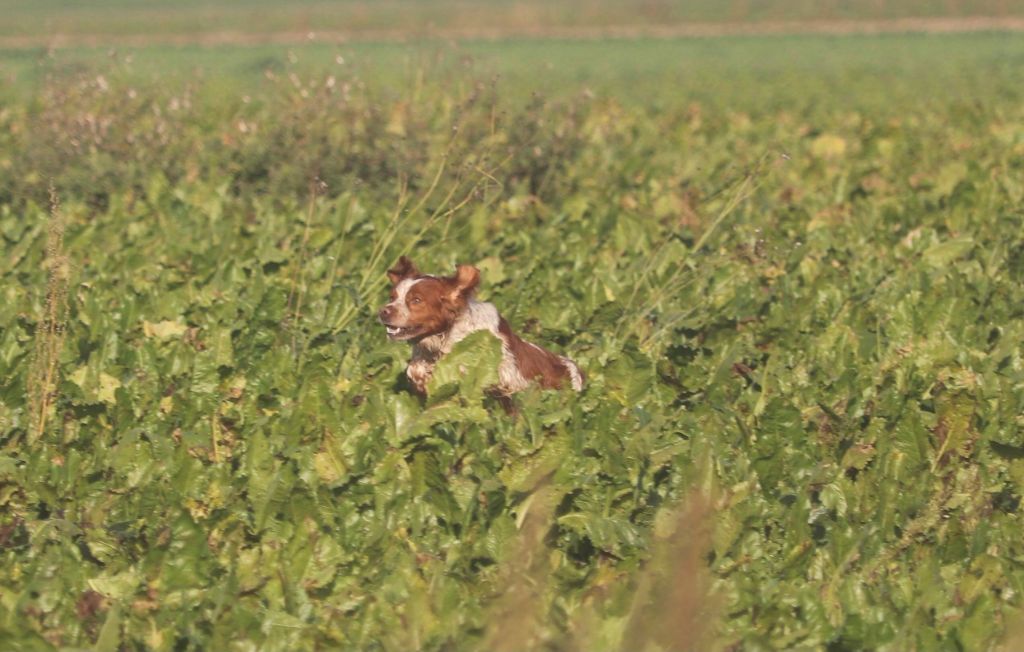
[377, 256, 584, 396]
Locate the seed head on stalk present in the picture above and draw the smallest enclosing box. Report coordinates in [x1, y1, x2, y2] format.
[27, 183, 70, 444]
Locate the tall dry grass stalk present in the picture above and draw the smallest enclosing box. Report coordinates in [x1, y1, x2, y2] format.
[998, 608, 1024, 651]
[627, 154, 772, 345]
[482, 486, 557, 652]
[329, 151, 504, 337]
[285, 177, 326, 357]
[482, 488, 718, 651]
[26, 184, 70, 444]
[620, 492, 717, 652]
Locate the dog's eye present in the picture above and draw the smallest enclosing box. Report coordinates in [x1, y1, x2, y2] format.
[409, 297, 422, 305]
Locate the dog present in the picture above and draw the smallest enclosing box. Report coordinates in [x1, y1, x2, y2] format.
[377, 256, 584, 397]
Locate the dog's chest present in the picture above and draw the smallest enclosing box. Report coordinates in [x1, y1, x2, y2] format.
[405, 300, 528, 393]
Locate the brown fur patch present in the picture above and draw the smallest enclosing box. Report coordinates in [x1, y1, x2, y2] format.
[402, 277, 465, 339]
[387, 256, 420, 285]
[452, 264, 480, 297]
[497, 318, 571, 389]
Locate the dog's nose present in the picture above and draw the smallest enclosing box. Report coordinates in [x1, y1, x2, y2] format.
[378, 306, 393, 322]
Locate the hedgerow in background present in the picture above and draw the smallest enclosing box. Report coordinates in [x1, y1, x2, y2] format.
[2, 35, 1024, 650]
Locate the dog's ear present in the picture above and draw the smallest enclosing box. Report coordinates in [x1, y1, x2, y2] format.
[450, 264, 480, 298]
[387, 256, 420, 285]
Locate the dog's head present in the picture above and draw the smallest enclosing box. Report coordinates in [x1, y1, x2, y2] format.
[377, 256, 480, 341]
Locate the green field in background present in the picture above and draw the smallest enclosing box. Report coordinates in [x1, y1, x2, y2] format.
[4, 32, 1024, 106]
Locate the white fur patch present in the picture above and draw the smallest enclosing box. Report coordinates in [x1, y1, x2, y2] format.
[388, 277, 426, 322]
[560, 356, 584, 391]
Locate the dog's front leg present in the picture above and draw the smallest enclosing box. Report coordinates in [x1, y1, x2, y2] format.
[406, 360, 433, 397]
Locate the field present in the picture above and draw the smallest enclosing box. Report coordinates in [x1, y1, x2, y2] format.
[2, 0, 1021, 44]
[3, 26, 1024, 651]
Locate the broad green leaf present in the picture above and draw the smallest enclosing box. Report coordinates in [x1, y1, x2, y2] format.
[88, 569, 141, 600]
[923, 237, 974, 268]
[143, 319, 188, 339]
[427, 330, 502, 399]
[94, 602, 122, 652]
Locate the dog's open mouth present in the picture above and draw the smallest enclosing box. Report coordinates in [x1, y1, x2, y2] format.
[384, 324, 416, 340]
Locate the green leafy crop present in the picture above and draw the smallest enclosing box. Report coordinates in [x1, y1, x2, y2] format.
[2, 33, 1024, 651]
